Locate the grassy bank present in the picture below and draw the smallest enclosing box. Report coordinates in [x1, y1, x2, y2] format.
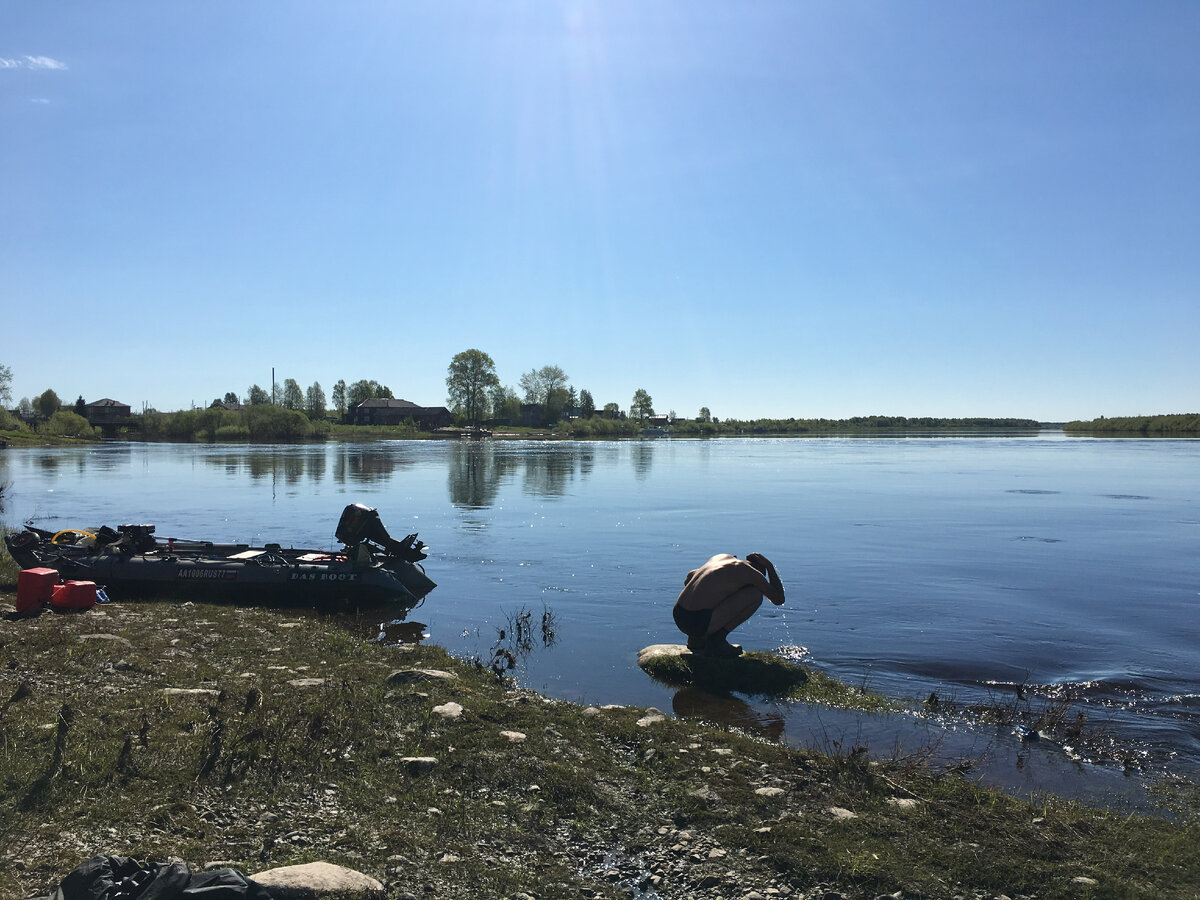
[1, 596, 1196, 899]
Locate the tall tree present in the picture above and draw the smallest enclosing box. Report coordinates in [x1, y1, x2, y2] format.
[347, 379, 392, 407]
[35, 389, 61, 418]
[305, 382, 326, 420]
[446, 349, 500, 427]
[518, 365, 569, 405]
[518, 364, 569, 425]
[579, 389, 595, 418]
[630, 388, 654, 421]
[223, 391, 239, 406]
[74, 395, 87, 416]
[282, 378, 304, 410]
[331, 380, 347, 415]
[698, 407, 712, 423]
[490, 384, 520, 422]
[602, 402, 621, 419]
[246, 384, 270, 405]
[0, 363, 13, 407]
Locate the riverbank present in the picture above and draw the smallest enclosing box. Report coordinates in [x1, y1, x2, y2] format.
[1, 597, 1196, 899]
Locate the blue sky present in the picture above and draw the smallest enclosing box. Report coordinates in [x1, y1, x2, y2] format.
[3, 2, 1197, 421]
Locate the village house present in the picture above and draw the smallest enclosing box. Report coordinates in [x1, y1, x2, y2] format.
[346, 398, 452, 429]
[84, 398, 132, 426]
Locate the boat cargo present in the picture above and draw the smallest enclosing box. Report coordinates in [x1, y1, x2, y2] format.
[4, 504, 436, 613]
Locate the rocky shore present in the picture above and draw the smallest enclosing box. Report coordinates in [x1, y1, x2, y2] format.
[1, 598, 1197, 899]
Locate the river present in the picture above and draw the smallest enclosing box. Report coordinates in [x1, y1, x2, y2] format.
[3, 432, 1197, 809]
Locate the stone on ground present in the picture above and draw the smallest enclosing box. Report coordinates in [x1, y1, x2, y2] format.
[249, 861, 384, 899]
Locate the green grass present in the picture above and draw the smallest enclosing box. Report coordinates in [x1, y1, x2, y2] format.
[0, 600, 1196, 898]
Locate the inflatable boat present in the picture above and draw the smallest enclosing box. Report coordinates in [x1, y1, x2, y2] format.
[4, 504, 436, 612]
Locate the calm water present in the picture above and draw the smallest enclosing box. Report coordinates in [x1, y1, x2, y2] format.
[3, 434, 1198, 805]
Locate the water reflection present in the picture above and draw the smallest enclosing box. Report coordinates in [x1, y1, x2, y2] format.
[334, 445, 412, 484]
[447, 443, 509, 508]
[204, 450, 327, 484]
[447, 442, 602, 509]
[199, 445, 418, 485]
[518, 444, 596, 498]
[671, 686, 786, 742]
[631, 441, 654, 480]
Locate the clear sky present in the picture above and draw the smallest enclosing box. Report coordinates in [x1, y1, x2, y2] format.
[3, 2, 1197, 422]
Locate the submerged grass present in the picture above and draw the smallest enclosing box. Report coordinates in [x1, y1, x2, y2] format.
[639, 647, 902, 713]
[0, 598, 1197, 899]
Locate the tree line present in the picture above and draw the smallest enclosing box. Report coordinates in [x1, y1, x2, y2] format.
[1063, 414, 1200, 435]
[446, 349, 663, 429]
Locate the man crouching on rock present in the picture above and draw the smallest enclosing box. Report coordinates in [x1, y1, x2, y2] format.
[673, 553, 785, 658]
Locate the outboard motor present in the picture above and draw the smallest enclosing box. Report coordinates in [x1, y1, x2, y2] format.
[117, 523, 158, 554]
[336, 504, 428, 562]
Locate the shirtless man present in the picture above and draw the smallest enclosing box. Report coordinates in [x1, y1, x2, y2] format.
[673, 553, 785, 658]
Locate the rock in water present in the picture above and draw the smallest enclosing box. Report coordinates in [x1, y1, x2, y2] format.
[637, 643, 692, 667]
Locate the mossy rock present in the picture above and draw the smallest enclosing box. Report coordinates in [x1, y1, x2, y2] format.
[638, 644, 896, 711]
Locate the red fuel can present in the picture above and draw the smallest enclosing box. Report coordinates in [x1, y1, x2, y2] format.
[17, 567, 60, 612]
[51, 580, 98, 611]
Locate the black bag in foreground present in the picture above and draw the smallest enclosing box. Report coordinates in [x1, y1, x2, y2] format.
[43, 855, 273, 900]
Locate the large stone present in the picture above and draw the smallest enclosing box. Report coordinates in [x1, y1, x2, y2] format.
[636, 708, 666, 727]
[386, 668, 456, 685]
[289, 678, 328, 688]
[637, 644, 690, 668]
[401, 756, 438, 775]
[432, 701, 463, 719]
[249, 861, 384, 899]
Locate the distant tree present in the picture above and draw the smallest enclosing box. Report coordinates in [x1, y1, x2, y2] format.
[271, 379, 282, 406]
[74, 395, 87, 416]
[282, 378, 304, 410]
[518, 365, 569, 405]
[518, 365, 569, 425]
[347, 379, 392, 407]
[246, 384, 271, 405]
[579, 389, 595, 418]
[331, 379, 347, 415]
[0, 363, 13, 407]
[446, 349, 500, 427]
[35, 388, 61, 418]
[305, 382, 326, 420]
[18, 397, 33, 418]
[602, 402, 621, 419]
[47, 410, 93, 437]
[489, 384, 520, 422]
[224, 391, 239, 406]
[698, 407, 711, 423]
[630, 388, 654, 421]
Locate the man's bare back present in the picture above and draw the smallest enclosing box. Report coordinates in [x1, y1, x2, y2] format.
[673, 553, 785, 657]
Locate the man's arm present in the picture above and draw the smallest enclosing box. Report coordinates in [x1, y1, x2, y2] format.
[746, 553, 785, 605]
